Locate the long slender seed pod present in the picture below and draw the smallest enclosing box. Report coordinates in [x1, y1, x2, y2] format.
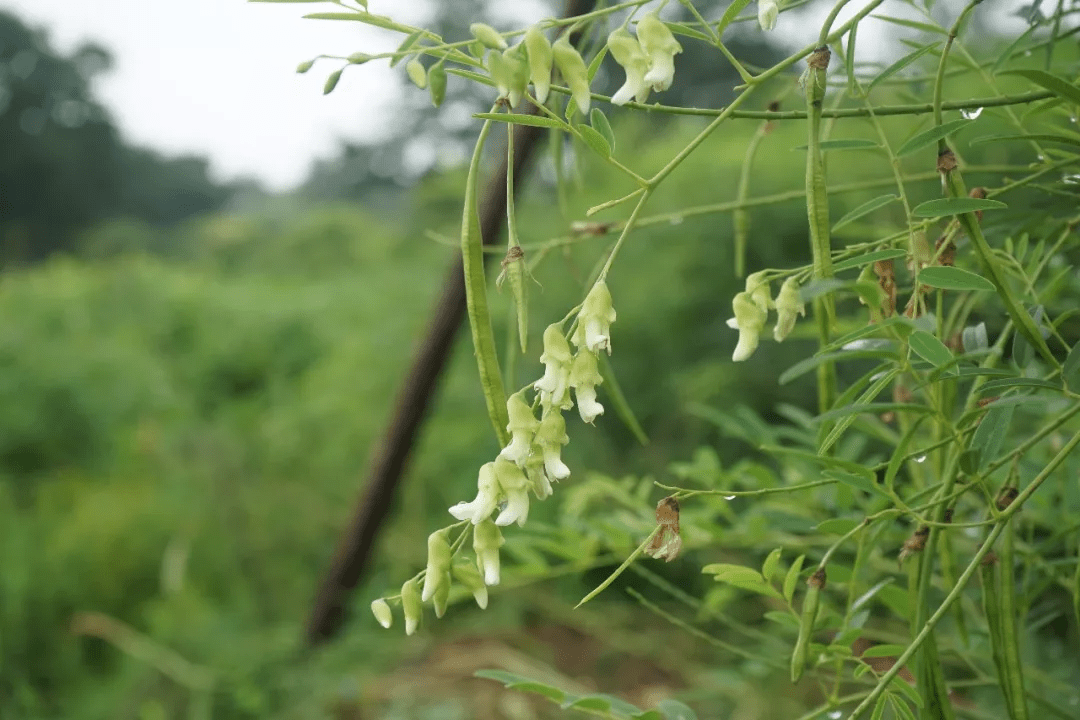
[792, 567, 825, 682]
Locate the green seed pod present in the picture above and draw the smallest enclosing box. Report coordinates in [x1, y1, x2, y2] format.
[401, 578, 422, 635]
[428, 64, 447, 106]
[370, 598, 392, 629]
[296, 59, 315, 74]
[406, 57, 427, 89]
[323, 69, 343, 95]
[470, 22, 507, 50]
[524, 25, 553, 104]
[348, 52, 372, 65]
[791, 567, 825, 682]
[552, 35, 591, 116]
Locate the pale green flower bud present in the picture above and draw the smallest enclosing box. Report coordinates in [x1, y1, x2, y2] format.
[637, 12, 682, 92]
[499, 390, 540, 466]
[773, 277, 805, 342]
[406, 57, 427, 89]
[493, 458, 530, 527]
[552, 36, 591, 115]
[758, 0, 779, 31]
[421, 529, 453, 601]
[452, 560, 489, 609]
[401, 578, 422, 635]
[370, 598, 392, 629]
[473, 520, 505, 586]
[535, 410, 570, 480]
[607, 28, 651, 106]
[569, 350, 604, 424]
[448, 461, 500, 523]
[524, 26, 553, 104]
[726, 291, 767, 362]
[486, 50, 513, 101]
[470, 22, 507, 50]
[571, 281, 616, 354]
[503, 45, 530, 107]
[535, 324, 574, 411]
[296, 59, 315, 74]
[745, 270, 774, 313]
[428, 64, 447, 106]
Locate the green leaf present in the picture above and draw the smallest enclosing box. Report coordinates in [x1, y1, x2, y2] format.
[764, 610, 801, 629]
[869, 42, 941, 92]
[908, 330, 954, 368]
[832, 196, 900, 233]
[852, 578, 894, 613]
[599, 353, 649, 446]
[474, 670, 566, 702]
[977, 377, 1060, 393]
[917, 266, 996, 291]
[779, 348, 899, 385]
[823, 469, 890, 499]
[871, 694, 889, 720]
[896, 118, 971, 156]
[717, 0, 753, 34]
[590, 108, 616, 152]
[304, 11, 399, 32]
[1064, 342, 1080, 392]
[911, 197, 1007, 218]
[816, 518, 861, 535]
[969, 404, 1015, 471]
[390, 31, 423, 67]
[889, 675, 926, 710]
[473, 112, 569, 130]
[1000, 69, 1080, 106]
[703, 564, 782, 599]
[577, 124, 611, 158]
[762, 548, 783, 582]
[795, 139, 881, 151]
[783, 555, 805, 603]
[653, 699, 699, 720]
[860, 643, 907, 658]
[970, 133, 1080, 149]
[870, 14, 948, 34]
[991, 23, 1038, 73]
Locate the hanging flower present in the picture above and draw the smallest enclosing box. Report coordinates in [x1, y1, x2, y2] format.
[773, 277, 805, 341]
[727, 291, 767, 362]
[758, 0, 780, 31]
[524, 455, 553, 500]
[448, 461, 500, 523]
[370, 598, 393, 629]
[421, 529, 452, 602]
[534, 323, 574, 411]
[536, 409, 571, 480]
[607, 28, 651, 106]
[637, 12, 682, 92]
[499, 390, 539, 465]
[524, 25, 553, 104]
[473, 519, 505, 586]
[401, 577, 422, 635]
[552, 35, 592, 115]
[571, 281, 617, 354]
[493, 458, 530, 527]
[745, 270, 774, 313]
[569, 350, 605, 423]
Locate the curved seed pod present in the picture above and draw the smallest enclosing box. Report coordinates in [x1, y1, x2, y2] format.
[791, 567, 825, 682]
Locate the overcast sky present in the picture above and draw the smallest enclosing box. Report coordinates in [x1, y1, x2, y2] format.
[1, 0, 1036, 191]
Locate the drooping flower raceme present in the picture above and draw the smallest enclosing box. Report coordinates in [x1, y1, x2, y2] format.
[727, 291, 768, 362]
[569, 350, 605, 424]
[571, 281, 616, 354]
[607, 28, 651, 106]
[534, 323, 574, 412]
[757, 0, 779, 31]
[499, 390, 539, 465]
[773, 277, 805, 341]
[636, 12, 682, 92]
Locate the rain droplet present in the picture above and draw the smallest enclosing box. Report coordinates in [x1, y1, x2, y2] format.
[724, 495, 736, 500]
[828, 712, 843, 720]
[960, 107, 983, 120]
[915, 455, 928, 463]
[1037, 155, 1045, 162]
[1023, 50, 1032, 57]
[669, 216, 684, 226]
[1063, 174, 1080, 185]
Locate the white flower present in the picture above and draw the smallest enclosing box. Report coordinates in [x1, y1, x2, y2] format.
[493, 458, 530, 527]
[499, 390, 539, 465]
[448, 461, 500, 523]
[473, 520, 505, 586]
[421, 529, 452, 602]
[571, 281, 617, 354]
[758, 0, 779, 31]
[534, 323, 574, 411]
[569, 350, 604, 424]
[536, 410, 570, 480]
[773, 277, 805, 341]
[637, 12, 682, 92]
[607, 28, 651, 106]
[727, 291, 768, 362]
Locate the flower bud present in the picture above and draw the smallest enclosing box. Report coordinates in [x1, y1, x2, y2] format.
[637, 12, 682, 92]
[536, 410, 571, 480]
[607, 28, 650, 106]
[524, 25, 553, 104]
[406, 57, 427, 89]
[452, 561, 489, 609]
[473, 519, 505, 586]
[552, 36, 591, 115]
[470, 22, 507, 50]
[757, 0, 779, 31]
[745, 270, 774, 313]
[535, 324, 574, 411]
[503, 45, 530, 107]
[726, 291, 767, 362]
[401, 578, 422, 635]
[569, 351, 604, 424]
[421, 529, 453, 601]
[323, 69, 342, 95]
[370, 598, 392, 629]
[499, 390, 540, 466]
[493, 458, 530, 527]
[296, 59, 315, 74]
[571, 281, 616, 354]
[773, 277, 805, 342]
[448, 461, 500, 524]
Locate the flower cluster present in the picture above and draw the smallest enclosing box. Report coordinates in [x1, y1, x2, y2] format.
[727, 272, 804, 361]
[373, 282, 617, 632]
[607, 12, 683, 106]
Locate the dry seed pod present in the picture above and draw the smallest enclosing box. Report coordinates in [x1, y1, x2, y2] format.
[969, 187, 987, 222]
[899, 525, 930, 566]
[995, 486, 1019, 511]
[935, 234, 957, 266]
[937, 148, 958, 174]
[646, 496, 682, 562]
[943, 507, 954, 524]
[873, 259, 897, 317]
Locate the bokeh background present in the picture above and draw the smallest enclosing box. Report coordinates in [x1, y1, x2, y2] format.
[1, 1, 1073, 718]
